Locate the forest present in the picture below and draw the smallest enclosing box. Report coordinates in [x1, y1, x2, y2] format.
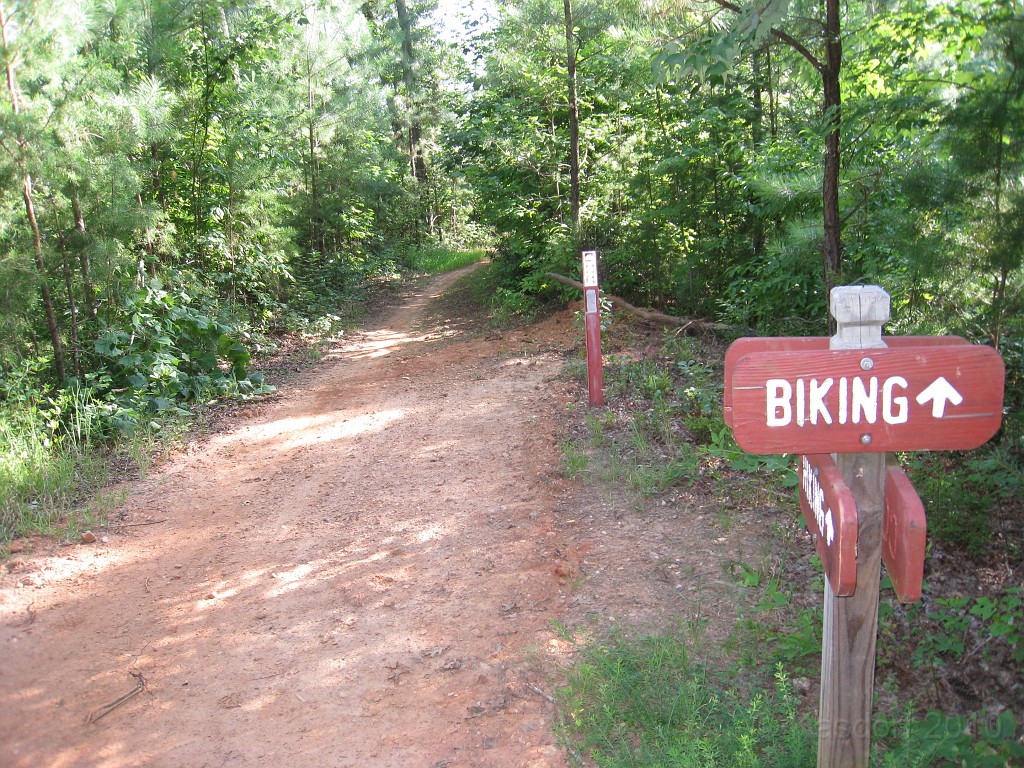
[1, 0, 1022, 541]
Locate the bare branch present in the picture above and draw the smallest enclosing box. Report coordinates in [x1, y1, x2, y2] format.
[547, 272, 731, 333]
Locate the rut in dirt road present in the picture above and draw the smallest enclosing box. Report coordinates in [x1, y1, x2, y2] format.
[0, 266, 576, 768]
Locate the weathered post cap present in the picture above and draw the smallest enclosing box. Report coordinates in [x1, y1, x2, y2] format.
[830, 285, 890, 350]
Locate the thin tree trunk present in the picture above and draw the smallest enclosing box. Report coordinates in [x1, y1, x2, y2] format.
[24, 176, 66, 381]
[751, 51, 764, 144]
[988, 87, 1012, 349]
[396, 0, 427, 184]
[55, 209, 82, 379]
[71, 189, 97, 319]
[190, 6, 216, 239]
[654, 86, 671, 156]
[551, 113, 563, 223]
[137, 193, 158, 278]
[821, 0, 843, 304]
[2, 4, 66, 381]
[307, 104, 324, 252]
[750, 51, 766, 257]
[713, 1, 841, 281]
[564, 0, 581, 228]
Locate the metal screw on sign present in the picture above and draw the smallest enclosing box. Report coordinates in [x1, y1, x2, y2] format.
[581, 250, 604, 407]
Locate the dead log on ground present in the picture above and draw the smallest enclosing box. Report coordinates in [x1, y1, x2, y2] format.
[546, 272, 731, 333]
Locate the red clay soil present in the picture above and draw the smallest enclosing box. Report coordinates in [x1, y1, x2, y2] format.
[0, 265, 583, 768]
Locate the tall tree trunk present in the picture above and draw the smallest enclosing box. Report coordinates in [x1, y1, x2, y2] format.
[2, 3, 66, 381]
[750, 50, 766, 257]
[307, 67, 325, 252]
[189, 6, 217, 240]
[70, 189, 98, 319]
[55, 210, 82, 379]
[987, 86, 1012, 349]
[751, 51, 764, 145]
[822, 0, 843, 301]
[137, 193, 157, 278]
[551, 112, 563, 223]
[395, 0, 427, 184]
[24, 176, 66, 381]
[563, 0, 581, 228]
[711, 0, 841, 296]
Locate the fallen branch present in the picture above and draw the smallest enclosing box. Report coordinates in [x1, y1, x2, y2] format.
[113, 518, 168, 528]
[546, 273, 731, 333]
[88, 671, 147, 724]
[526, 682, 556, 704]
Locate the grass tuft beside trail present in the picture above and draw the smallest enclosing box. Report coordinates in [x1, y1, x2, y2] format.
[408, 246, 486, 275]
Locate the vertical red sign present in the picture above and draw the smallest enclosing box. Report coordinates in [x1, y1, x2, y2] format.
[582, 250, 603, 406]
[883, 466, 927, 603]
[799, 453, 859, 596]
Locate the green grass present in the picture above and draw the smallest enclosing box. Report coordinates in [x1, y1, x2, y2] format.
[1, 404, 96, 539]
[1, 397, 186, 543]
[407, 245, 486, 275]
[556, 621, 1024, 768]
[561, 440, 590, 478]
[557, 630, 816, 767]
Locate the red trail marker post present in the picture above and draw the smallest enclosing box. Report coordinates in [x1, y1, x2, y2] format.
[581, 250, 604, 406]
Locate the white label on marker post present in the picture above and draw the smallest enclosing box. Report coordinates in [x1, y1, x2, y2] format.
[582, 250, 598, 287]
[586, 289, 598, 314]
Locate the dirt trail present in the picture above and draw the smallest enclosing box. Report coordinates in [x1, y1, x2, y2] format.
[0, 265, 578, 768]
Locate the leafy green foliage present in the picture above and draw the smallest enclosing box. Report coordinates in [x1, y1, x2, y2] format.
[908, 451, 1023, 558]
[87, 279, 270, 430]
[560, 439, 590, 478]
[0, 401, 90, 539]
[903, 589, 1024, 670]
[875, 710, 1024, 767]
[567, 330, 800, 499]
[726, 562, 823, 673]
[490, 287, 540, 326]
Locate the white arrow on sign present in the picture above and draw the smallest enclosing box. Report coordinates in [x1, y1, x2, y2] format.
[916, 376, 964, 418]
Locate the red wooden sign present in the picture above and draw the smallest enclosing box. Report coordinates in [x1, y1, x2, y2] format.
[724, 336, 968, 427]
[728, 345, 1004, 454]
[799, 454, 858, 596]
[883, 465, 927, 603]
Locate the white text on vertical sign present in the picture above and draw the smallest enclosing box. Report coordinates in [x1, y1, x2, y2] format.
[582, 250, 598, 287]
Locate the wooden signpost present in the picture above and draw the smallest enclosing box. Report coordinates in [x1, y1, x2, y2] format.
[582, 250, 604, 406]
[723, 285, 1006, 768]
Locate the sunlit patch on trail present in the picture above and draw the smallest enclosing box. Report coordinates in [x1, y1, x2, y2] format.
[220, 409, 406, 452]
[416, 524, 445, 543]
[334, 329, 435, 361]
